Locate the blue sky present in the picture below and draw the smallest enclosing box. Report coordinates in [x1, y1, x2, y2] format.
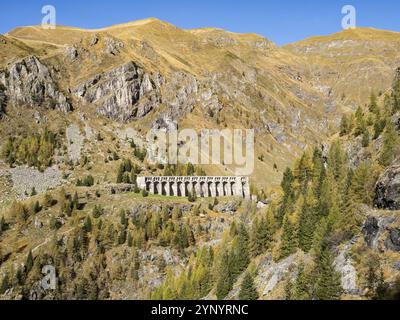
[1, 0, 399, 45]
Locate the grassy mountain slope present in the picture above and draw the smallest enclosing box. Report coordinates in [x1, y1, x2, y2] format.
[1, 20, 400, 301]
[285, 28, 400, 110]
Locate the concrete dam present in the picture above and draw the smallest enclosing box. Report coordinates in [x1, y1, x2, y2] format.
[137, 176, 251, 199]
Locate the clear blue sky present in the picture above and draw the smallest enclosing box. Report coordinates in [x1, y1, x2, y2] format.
[1, 0, 399, 45]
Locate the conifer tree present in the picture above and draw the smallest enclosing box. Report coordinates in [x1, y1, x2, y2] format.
[284, 279, 294, 300]
[293, 264, 312, 300]
[327, 142, 348, 187]
[281, 168, 294, 197]
[249, 219, 261, 257]
[127, 233, 133, 247]
[392, 70, 400, 113]
[312, 218, 330, 257]
[318, 172, 335, 217]
[26, 250, 34, 274]
[339, 114, 351, 136]
[379, 120, 398, 166]
[215, 251, 234, 299]
[235, 224, 250, 273]
[295, 152, 313, 193]
[354, 107, 366, 137]
[118, 229, 127, 245]
[120, 209, 128, 228]
[374, 115, 387, 139]
[239, 272, 259, 300]
[92, 205, 103, 219]
[278, 168, 295, 225]
[72, 192, 79, 210]
[369, 92, 379, 114]
[30, 187, 37, 196]
[362, 129, 370, 147]
[280, 215, 298, 259]
[116, 165, 124, 183]
[315, 243, 342, 300]
[0, 216, 5, 235]
[298, 190, 318, 252]
[311, 147, 324, 182]
[32, 201, 41, 214]
[348, 162, 376, 206]
[84, 216, 92, 233]
[250, 213, 274, 258]
[0, 273, 10, 294]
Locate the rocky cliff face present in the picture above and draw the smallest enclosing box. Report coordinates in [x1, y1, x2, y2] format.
[0, 83, 6, 116]
[362, 211, 400, 254]
[74, 63, 224, 124]
[386, 228, 400, 252]
[75, 61, 162, 122]
[375, 160, 400, 210]
[0, 56, 71, 113]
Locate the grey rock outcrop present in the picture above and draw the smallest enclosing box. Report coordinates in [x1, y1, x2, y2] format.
[385, 228, 400, 252]
[66, 124, 84, 162]
[152, 115, 178, 132]
[0, 83, 6, 116]
[214, 200, 242, 214]
[0, 56, 71, 112]
[105, 37, 124, 55]
[363, 216, 381, 248]
[375, 160, 400, 210]
[154, 71, 224, 124]
[362, 212, 400, 254]
[362, 215, 396, 249]
[108, 183, 134, 194]
[75, 61, 161, 122]
[64, 46, 78, 60]
[165, 72, 198, 116]
[256, 253, 299, 297]
[89, 34, 99, 46]
[334, 243, 359, 295]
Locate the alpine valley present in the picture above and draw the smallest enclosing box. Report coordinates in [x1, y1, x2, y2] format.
[0, 18, 400, 300]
